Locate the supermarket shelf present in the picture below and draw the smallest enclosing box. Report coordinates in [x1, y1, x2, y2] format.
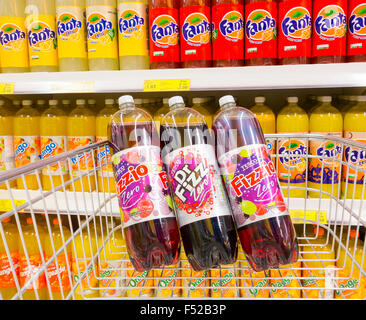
[1, 63, 366, 95]
[0, 189, 365, 225]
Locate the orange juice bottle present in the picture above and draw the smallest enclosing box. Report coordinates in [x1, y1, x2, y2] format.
[153, 98, 169, 134]
[301, 226, 335, 299]
[0, 100, 16, 189]
[192, 97, 214, 130]
[126, 261, 154, 297]
[0, 0, 29, 73]
[40, 100, 69, 191]
[12, 100, 22, 113]
[13, 100, 41, 190]
[62, 99, 73, 115]
[251, 96, 276, 157]
[154, 264, 181, 298]
[25, 0, 59, 72]
[96, 98, 118, 193]
[210, 265, 238, 298]
[277, 96, 309, 198]
[0, 217, 19, 300]
[18, 217, 47, 300]
[45, 218, 72, 300]
[86, 0, 119, 71]
[56, 0, 89, 71]
[67, 99, 96, 192]
[88, 98, 97, 112]
[36, 99, 47, 114]
[336, 228, 366, 299]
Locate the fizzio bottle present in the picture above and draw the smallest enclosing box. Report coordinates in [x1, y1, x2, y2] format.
[213, 95, 298, 272]
[108, 95, 181, 272]
[160, 96, 238, 271]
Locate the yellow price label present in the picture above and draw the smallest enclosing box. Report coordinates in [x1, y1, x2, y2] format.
[290, 209, 327, 224]
[50, 81, 95, 93]
[0, 199, 25, 212]
[0, 83, 15, 95]
[144, 79, 191, 92]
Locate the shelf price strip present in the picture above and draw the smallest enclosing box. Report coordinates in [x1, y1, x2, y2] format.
[0, 83, 15, 95]
[289, 209, 327, 224]
[144, 79, 191, 92]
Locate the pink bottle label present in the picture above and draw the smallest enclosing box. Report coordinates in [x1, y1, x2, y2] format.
[218, 144, 288, 228]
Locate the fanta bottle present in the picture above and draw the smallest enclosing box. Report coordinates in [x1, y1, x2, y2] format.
[161, 96, 237, 271]
[341, 95, 358, 117]
[25, 0, 59, 72]
[213, 95, 298, 272]
[67, 99, 96, 192]
[0, 217, 19, 300]
[191, 97, 214, 129]
[0, 0, 29, 73]
[301, 226, 335, 299]
[212, 0, 244, 67]
[45, 218, 72, 300]
[18, 217, 47, 300]
[348, 0, 366, 62]
[250, 96, 276, 158]
[96, 98, 118, 193]
[244, 0, 278, 66]
[277, 97, 309, 198]
[40, 100, 69, 191]
[118, 0, 150, 69]
[335, 228, 366, 299]
[109, 95, 181, 272]
[312, 0, 347, 64]
[0, 100, 16, 189]
[56, 0, 89, 71]
[180, 0, 212, 68]
[342, 95, 366, 199]
[153, 98, 169, 134]
[13, 100, 41, 190]
[86, 0, 119, 70]
[149, 0, 180, 69]
[154, 264, 181, 298]
[278, 0, 312, 65]
[309, 96, 343, 198]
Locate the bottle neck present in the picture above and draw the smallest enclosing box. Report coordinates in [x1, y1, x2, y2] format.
[221, 102, 236, 110]
[170, 103, 185, 111]
[120, 102, 135, 111]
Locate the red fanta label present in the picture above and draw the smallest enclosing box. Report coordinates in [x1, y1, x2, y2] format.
[180, 6, 211, 62]
[348, 0, 366, 56]
[245, 1, 277, 60]
[149, 8, 179, 63]
[278, 0, 312, 58]
[313, 0, 347, 57]
[212, 3, 244, 61]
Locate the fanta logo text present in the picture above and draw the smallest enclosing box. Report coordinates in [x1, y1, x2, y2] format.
[220, 11, 244, 39]
[119, 11, 145, 34]
[212, 272, 234, 292]
[116, 165, 148, 195]
[87, 16, 113, 38]
[349, 5, 366, 35]
[317, 143, 342, 161]
[182, 13, 210, 43]
[97, 146, 110, 163]
[345, 147, 366, 165]
[0, 24, 26, 47]
[174, 163, 210, 203]
[279, 144, 307, 164]
[129, 270, 148, 287]
[282, 9, 311, 38]
[158, 269, 178, 287]
[151, 15, 178, 45]
[246, 10, 275, 40]
[41, 142, 57, 159]
[315, 7, 346, 37]
[28, 23, 56, 47]
[15, 142, 29, 157]
[231, 161, 276, 197]
[249, 279, 267, 295]
[57, 15, 82, 37]
[189, 271, 208, 290]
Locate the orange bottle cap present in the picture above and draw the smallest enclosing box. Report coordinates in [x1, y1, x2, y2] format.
[26, 217, 33, 225]
[350, 229, 358, 238]
[1, 217, 11, 223]
[53, 218, 60, 225]
[314, 227, 324, 236]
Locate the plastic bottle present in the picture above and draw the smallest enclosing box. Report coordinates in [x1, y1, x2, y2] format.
[244, 0, 278, 66]
[0, 0, 29, 73]
[278, 0, 312, 65]
[312, 0, 347, 64]
[213, 95, 298, 272]
[336, 228, 366, 299]
[96, 98, 118, 193]
[40, 100, 69, 191]
[109, 95, 181, 272]
[341, 95, 358, 117]
[276, 96, 309, 198]
[250, 96, 276, 158]
[67, 99, 96, 192]
[45, 218, 72, 300]
[61, 99, 73, 115]
[18, 217, 47, 300]
[13, 100, 41, 190]
[212, 0, 244, 67]
[149, 0, 180, 69]
[36, 99, 47, 114]
[86, 0, 119, 70]
[117, 0, 150, 69]
[348, 0, 366, 62]
[56, 0, 89, 71]
[342, 95, 366, 199]
[153, 97, 169, 134]
[191, 97, 214, 130]
[0, 100, 16, 189]
[12, 100, 22, 113]
[301, 226, 335, 299]
[309, 96, 343, 198]
[25, 0, 59, 72]
[160, 96, 237, 271]
[0, 217, 19, 300]
[180, 0, 212, 68]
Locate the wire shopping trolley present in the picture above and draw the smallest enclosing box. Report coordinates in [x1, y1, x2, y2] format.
[0, 135, 365, 300]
